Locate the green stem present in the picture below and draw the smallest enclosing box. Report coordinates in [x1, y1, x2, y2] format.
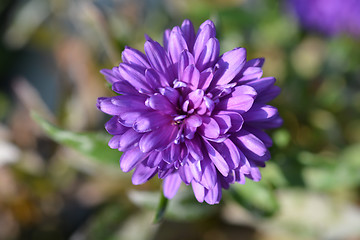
[153, 192, 168, 223]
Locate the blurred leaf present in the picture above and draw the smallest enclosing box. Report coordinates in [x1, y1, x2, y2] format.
[301, 147, 360, 191]
[31, 112, 121, 165]
[128, 189, 217, 221]
[261, 162, 288, 187]
[230, 180, 279, 217]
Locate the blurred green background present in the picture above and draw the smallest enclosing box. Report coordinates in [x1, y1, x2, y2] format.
[1, 0, 360, 239]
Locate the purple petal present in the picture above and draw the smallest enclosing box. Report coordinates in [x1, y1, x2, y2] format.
[145, 93, 176, 114]
[245, 77, 276, 94]
[132, 162, 157, 185]
[168, 26, 188, 67]
[181, 19, 196, 51]
[100, 69, 119, 84]
[105, 116, 128, 135]
[182, 64, 200, 90]
[200, 158, 217, 189]
[117, 63, 153, 93]
[191, 180, 205, 202]
[248, 114, 283, 129]
[120, 146, 149, 172]
[185, 137, 203, 161]
[179, 163, 193, 184]
[146, 152, 163, 168]
[145, 68, 165, 90]
[188, 159, 201, 182]
[203, 138, 229, 176]
[163, 173, 182, 199]
[144, 40, 174, 82]
[255, 85, 281, 103]
[229, 85, 257, 98]
[243, 126, 273, 147]
[108, 135, 122, 149]
[213, 139, 241, 169]
[161, 143, 181, 164]
[178, 50, 195, 81]
[216, 95, 254, 113]
[211, 48, 247, 86]
[204, 182, 221, 205]
[118, 128, 142, 151]
[187, 89, 204, 109]
[112, 81, 142, 96]
[199, 116, 220, 139]
[242, 104, 279, 122]
[193, 24, 216, 61]
[163, 28, 171, 51]
[196, 38, 220, 71]
[97, 97, 147, 115]
[159, 87, 180, 106]
[139, 125, 178, 153]
[237, 66, 263, 82]
[198, 68, 213, 90]
[122, 46, 151, 68]
[118, 112, 142, 127]
[134, 111, 172, 133]
[233, 130, 270, 161]
[216, 111, 244, 132]
[213, 114, 231, 134]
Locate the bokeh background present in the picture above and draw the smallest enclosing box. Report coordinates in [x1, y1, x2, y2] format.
[1, 0, 360, 239]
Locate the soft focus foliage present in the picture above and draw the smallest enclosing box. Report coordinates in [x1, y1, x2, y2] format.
[1, 0, 360, 239]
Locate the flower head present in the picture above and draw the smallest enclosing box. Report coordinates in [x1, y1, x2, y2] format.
[97, 19, 282, 204]
[289, 0, 360, 37]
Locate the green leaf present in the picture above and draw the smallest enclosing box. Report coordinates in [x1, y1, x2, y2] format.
[128, 189, 218, 221]
[31, 111, 121, 165]
[230, 180, 279, 217]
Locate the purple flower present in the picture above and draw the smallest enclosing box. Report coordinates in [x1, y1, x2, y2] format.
[289, 0, 360, 37]
[97, 19, 282, 204]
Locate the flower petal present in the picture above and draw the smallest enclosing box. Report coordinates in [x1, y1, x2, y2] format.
[203, 138, 229, 176]
[105, 116, 128, 135]
[118, 128, 142, 151]
[199, 116, 220, 139]
[182, 64, 200, 90]
[144, 40, 174, 82]
[139, 125, 178, 153]
[133, 111, 172, 133]
[213, 114, 231, 135]
[132, 162, 157, 185]
[168, 26, 188, 67]
[181, 19, 196, 51]
[191, 180, 205, 202]
[200, 158, 217, 189]
[120, 146, 149, 172]
[122, 46, 151, 68]
[118, 63, 153, 93]
[255, 85, 281, 103]
[232, 130, 270, 162]
[216, 95, 254, 113]
[185, 137, 203, 161]
[193, 21, 216, 61]
[100, 68, 119, 84]
[211, 48, 247, 86]
[163, 173, 182, 199]
[242, 104, 279, 122]
[187, 89, 204, 109]
[196, 38, 220, 71]
[204, 181, 221, 205]
[145, 93, 176, 114]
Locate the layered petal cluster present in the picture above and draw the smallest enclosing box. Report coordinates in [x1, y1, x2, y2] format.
[97, 19, 282, 204]
[289, 0, 360, 37]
